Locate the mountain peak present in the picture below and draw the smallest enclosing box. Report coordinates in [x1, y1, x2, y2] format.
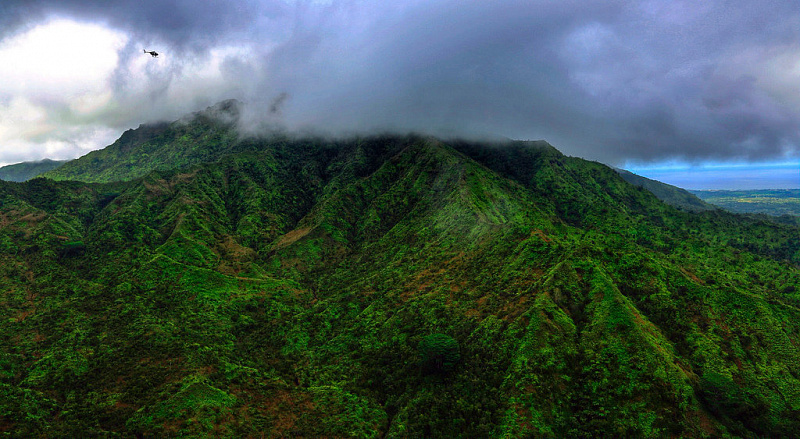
[187, 98, 242, 123]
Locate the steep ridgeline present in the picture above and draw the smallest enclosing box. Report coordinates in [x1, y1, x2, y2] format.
[41, 99, 245, 183]
[614, 168, 715, 212]
[0, 159, 69, 182]
[2, 127, 799, 437]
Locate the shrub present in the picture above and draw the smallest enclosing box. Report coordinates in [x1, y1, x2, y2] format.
[61, 240, 86, 257]
[419, 334, 460, 373]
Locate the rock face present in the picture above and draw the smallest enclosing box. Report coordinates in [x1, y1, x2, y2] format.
[1, 105, 799, 437]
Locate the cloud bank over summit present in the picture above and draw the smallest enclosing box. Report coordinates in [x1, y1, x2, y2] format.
[0, 0, 797, 167]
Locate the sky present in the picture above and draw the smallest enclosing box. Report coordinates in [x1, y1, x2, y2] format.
[0, 0, 797, 189]
[626, 161, 799, 190]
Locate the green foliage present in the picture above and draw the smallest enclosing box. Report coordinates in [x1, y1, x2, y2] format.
[40, 100, 252, 184]
[1, 119, 798, 437]
[126, 376, 237, 437]
[60, 240, 86, 257]
[0, 159, 69, 182]
[419, 334, 461, 373]
[616, 168, 715, 212]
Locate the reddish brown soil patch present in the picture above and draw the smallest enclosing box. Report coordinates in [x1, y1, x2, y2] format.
[680, 267, 705, 285]
[274, 227, 313, 248]
[530, 229, 552, 243]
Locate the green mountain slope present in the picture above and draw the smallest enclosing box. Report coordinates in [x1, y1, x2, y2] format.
[0, 159, 69, 182]
[615, 168, 715, 212]
[2, 119, 799, 437]
[41, 99, 245, 183]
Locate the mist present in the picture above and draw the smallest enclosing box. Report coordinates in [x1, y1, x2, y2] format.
[0, 0, 797, 168]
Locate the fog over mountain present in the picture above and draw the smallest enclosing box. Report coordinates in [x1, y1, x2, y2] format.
[0, 0, 797, 168]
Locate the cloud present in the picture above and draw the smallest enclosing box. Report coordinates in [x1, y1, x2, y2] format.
[0, 0, 286, 52]
[0, 0, 797, 167]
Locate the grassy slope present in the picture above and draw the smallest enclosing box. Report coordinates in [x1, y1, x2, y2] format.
[1, 134, 799, 437]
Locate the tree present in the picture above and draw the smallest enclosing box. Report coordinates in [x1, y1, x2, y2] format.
[419, 334, 460, 373]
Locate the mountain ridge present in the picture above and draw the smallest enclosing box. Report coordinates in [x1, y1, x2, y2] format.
[41, 100, 246, 183]
[2, 103, 799, 437]
[0, 158, 70, 182]
[614, 167, 715, 212]
[40, 102, 719, 220]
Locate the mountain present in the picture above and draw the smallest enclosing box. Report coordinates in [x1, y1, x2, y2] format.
[2, 105, 799, 437]
[41, 99, 244, 183]
[0, 158, 69, 182]
[615, 168, 715, 212]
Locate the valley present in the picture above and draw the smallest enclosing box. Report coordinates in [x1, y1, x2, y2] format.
[0, 104, 798, 437]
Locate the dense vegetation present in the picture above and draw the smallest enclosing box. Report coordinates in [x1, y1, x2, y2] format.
[692, 189, 800, 217]
[1, 104, 799, 437]
[41, 100, 244, 184]
[615, 168, 714, 212]
[0, 159, 69, 182]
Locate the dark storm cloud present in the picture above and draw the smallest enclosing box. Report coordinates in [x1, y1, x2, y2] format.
[277, 0, 799, 164]
[0, 0, 286, 51]
[1, 0, 798, 165]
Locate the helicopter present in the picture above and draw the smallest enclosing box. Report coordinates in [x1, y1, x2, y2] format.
[144, 49, 159, 57]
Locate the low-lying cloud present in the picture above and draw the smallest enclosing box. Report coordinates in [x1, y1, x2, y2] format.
[0, 0, 797, 167]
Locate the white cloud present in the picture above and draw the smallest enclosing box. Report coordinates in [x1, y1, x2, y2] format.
[0, 97, 50, 141]
[0, 96, 122, 165]
[0, 18, 255, 165]
[0, 19, 130, 164]
[0, 19, 127, 98]
[0, 0, 797, 174]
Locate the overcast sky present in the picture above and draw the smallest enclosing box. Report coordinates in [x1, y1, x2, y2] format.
[0, 0, 798, 182]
